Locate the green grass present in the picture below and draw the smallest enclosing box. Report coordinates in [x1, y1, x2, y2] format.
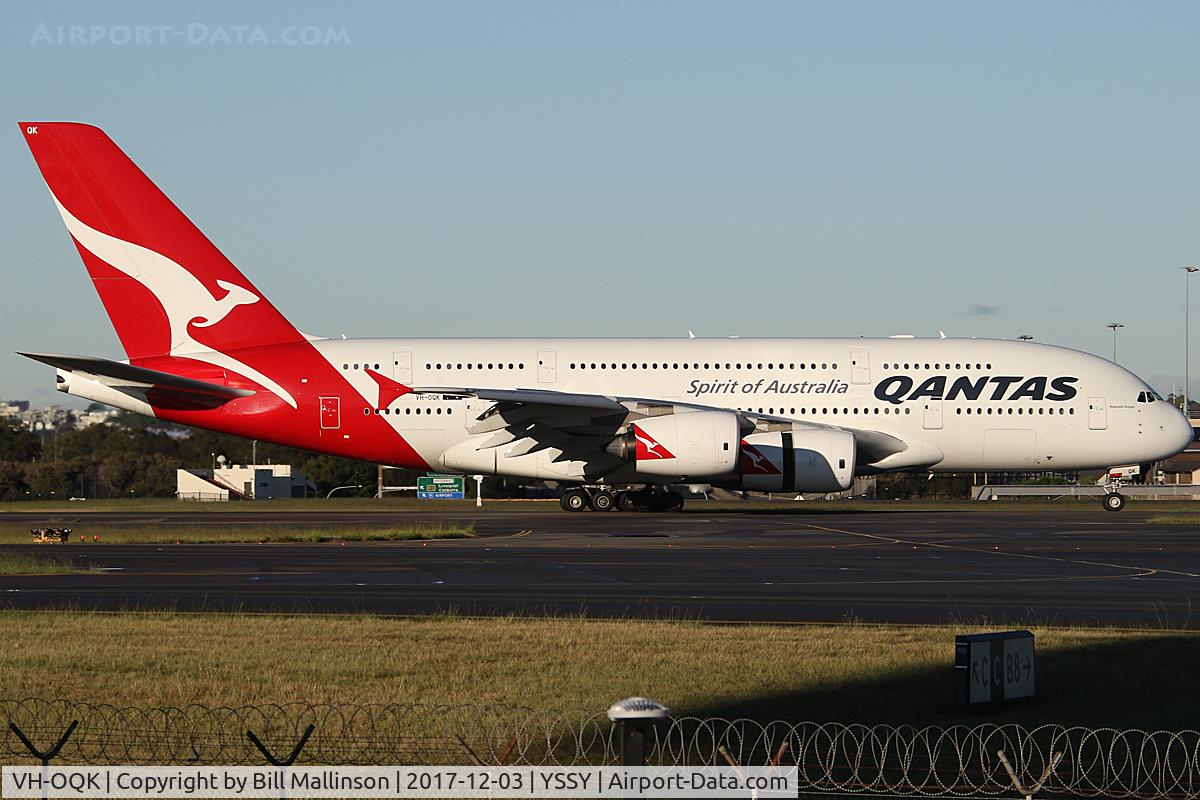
[1148, 514, 1200, 525]
[0, 612, 1194, 731]
[0, 552, 100, 575]
[0, 497, 553, 513]
[0, 524, 474, 544]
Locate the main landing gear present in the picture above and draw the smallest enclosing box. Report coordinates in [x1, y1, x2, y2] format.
[559, 486, 685, 512]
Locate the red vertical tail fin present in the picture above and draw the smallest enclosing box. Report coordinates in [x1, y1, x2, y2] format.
[19, 122, 304, 360]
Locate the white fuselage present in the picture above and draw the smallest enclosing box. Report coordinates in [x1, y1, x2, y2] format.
[310, 336, 1192, 482]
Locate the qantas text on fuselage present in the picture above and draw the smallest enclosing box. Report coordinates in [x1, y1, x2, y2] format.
[15, 122, 1193, 510]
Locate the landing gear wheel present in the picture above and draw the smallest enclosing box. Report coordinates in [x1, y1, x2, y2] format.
[592, 491, 615, 512]
[616, 491, 639, 512]
[646, 491, 684, 512]
[560, 489, 591, 512]
[1103, 492, 1126, 512]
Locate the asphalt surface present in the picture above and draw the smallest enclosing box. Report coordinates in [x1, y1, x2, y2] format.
[2, 508, 1198, 626]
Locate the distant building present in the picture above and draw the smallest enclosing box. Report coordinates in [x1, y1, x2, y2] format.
[0, 400, 30, 416]
[177, 464, 316, 501]
[74, 406, 119, 428]
[0, 401, 116, 430]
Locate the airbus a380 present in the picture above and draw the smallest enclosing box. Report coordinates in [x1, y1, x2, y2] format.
[16, 122, 1192, 512]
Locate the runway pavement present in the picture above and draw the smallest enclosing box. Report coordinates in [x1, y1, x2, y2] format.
[1, 508, 1198, 626]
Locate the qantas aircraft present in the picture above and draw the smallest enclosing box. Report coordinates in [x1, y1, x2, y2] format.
[16, 122, 1192, 512]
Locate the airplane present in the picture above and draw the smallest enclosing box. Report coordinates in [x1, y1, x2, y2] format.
[16, 122, 1193, 513]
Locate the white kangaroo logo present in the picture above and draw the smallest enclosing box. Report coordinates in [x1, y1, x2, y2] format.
[51, 194, 297, 408]
[743, 445, 777, 473]
[635, 432, 670, 459]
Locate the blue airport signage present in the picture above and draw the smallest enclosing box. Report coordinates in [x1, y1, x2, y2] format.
[417, 475, 465, 500]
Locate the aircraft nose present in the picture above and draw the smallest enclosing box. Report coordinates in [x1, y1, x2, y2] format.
[1163, 404, 1194, 458]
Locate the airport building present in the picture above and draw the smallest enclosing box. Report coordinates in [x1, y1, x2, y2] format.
[176, 464, 315, 501]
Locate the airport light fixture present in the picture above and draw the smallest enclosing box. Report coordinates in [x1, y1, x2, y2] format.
[607, 697, 671, 767]
[1184, 266, 1199, 417]
[1106, 323, 1124, 363]
[607, 697, 672, 722]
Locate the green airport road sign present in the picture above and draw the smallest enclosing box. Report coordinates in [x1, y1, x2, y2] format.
[417, 475, 465, 500]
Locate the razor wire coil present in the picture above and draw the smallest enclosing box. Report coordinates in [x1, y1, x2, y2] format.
[4, 699, 1200, 798]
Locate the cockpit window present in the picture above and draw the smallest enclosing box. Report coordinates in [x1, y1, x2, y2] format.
[1137, 390, 1163, 403]
[1137, 391, 1148, 403]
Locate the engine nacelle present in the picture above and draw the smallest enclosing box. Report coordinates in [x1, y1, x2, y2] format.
[609, 410, 741, 479]
[740, 429, 856, 492]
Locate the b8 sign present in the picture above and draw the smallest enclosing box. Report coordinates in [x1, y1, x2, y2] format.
[955, 631, 1035, 705]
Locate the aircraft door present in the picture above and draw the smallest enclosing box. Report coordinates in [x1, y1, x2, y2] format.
[1088, 397, 1108, 430]
[392, 351, 412, 384]
[319, 396, 340, 430]
[537, 351, 557, 383]
[850, 350, 870, 384]
[922, 398, 944, 430]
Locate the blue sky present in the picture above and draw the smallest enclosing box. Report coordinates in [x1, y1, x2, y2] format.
[3, 1, 1199, 405]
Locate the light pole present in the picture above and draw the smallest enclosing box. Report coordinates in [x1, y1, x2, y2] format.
[1184, 266, 1198, 417]
[1106, 323, 1124, 363]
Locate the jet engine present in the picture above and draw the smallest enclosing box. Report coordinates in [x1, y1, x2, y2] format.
[740, 429, 856, 492]
[608, 410, 741, 479]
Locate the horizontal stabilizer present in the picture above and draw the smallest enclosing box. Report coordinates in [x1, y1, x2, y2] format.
[19, 352, 255, 400]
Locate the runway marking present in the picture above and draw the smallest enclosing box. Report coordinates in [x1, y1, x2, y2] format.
[798, 523, 1200, 580]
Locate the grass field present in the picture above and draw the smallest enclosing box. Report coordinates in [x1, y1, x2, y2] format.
[0, 523, 474, 544]
[1149, 514, 1200, 524]
[0, 552, 100, 575]
[0, 612, 1193, 730]
[0, 497, 540, 513]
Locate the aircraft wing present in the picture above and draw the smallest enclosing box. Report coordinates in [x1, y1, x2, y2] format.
[409, 385, 926, 469]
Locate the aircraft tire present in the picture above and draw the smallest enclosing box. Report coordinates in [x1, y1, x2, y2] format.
[1103, 492, 1125, 512]
[561, 489, 591, 512]
[592, 491, 615, 512]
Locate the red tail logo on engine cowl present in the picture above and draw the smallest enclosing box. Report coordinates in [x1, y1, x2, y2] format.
[633, 424, 675, 460]
[741, 440, 781, 474]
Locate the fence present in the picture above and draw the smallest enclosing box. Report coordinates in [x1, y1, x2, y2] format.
[4, 699, 1200, 798]
[973, 484, 1200, 500]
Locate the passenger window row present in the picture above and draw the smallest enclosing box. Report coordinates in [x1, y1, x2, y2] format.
[957, 407, 1073, 416]
[883, 362, 991, 370]
[425, 363, 524, 370]
[365, 406, 453, 416]
[569, 361, 837, 371]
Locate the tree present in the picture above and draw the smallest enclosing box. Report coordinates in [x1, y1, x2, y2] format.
[0, 420, 40, 462]
[0, 462, 28, 500]
[24, 460, 73, 498]
[295, 454, 376, 496]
